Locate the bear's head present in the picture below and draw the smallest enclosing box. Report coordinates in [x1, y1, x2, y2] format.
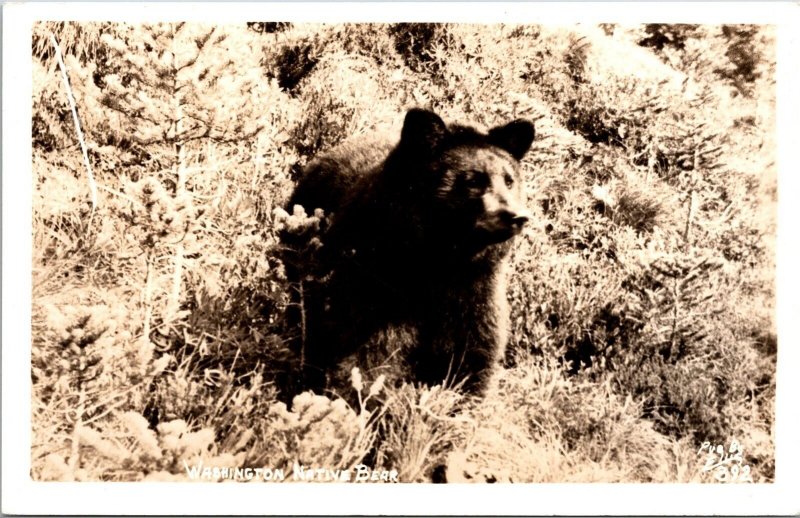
[395, 109, 535, 255]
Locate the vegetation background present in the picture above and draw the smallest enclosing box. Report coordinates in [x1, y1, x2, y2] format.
[30, 21, 776, 482]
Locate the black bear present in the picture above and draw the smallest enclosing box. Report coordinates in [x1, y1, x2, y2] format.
[281, 108, 534, 397]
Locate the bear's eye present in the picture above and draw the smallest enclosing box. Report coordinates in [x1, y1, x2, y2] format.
[463, 170, 489, 190]
[503, 172, 515, 188]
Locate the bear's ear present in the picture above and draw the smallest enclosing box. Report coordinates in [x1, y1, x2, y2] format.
[488, 119, 535, 160]
[400, 109, 448, 151]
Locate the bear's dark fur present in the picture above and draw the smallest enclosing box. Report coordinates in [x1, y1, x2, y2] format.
[282, 108, 535, 396]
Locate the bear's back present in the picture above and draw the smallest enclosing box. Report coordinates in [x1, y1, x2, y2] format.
[287, 135, 397, 217]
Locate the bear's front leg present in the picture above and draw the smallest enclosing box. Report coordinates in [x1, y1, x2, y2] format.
[417, 264, 510, 396]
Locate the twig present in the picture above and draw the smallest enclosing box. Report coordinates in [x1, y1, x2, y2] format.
[51, 34, 97, 226]
[141, 253, 154, 366]
[682, 147, 699, 248]
[166, 97, 186, 323]
[299, 280, 307, 368]
[68, 358, 86, 479]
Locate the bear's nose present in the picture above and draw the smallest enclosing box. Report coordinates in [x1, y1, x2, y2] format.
[499, 210, 530, 229]
[511, 214, 529, 228]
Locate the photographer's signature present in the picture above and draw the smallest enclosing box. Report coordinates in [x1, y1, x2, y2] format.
[698, 439, 753, 482]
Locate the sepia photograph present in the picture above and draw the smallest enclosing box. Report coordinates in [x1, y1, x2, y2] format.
[3, 1, 799, 516]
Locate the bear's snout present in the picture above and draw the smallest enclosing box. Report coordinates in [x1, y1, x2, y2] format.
[476, 206, 531, 243]
[500, 209, 530, 230]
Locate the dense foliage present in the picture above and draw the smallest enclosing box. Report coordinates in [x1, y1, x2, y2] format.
[31, 21, 775, 482]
